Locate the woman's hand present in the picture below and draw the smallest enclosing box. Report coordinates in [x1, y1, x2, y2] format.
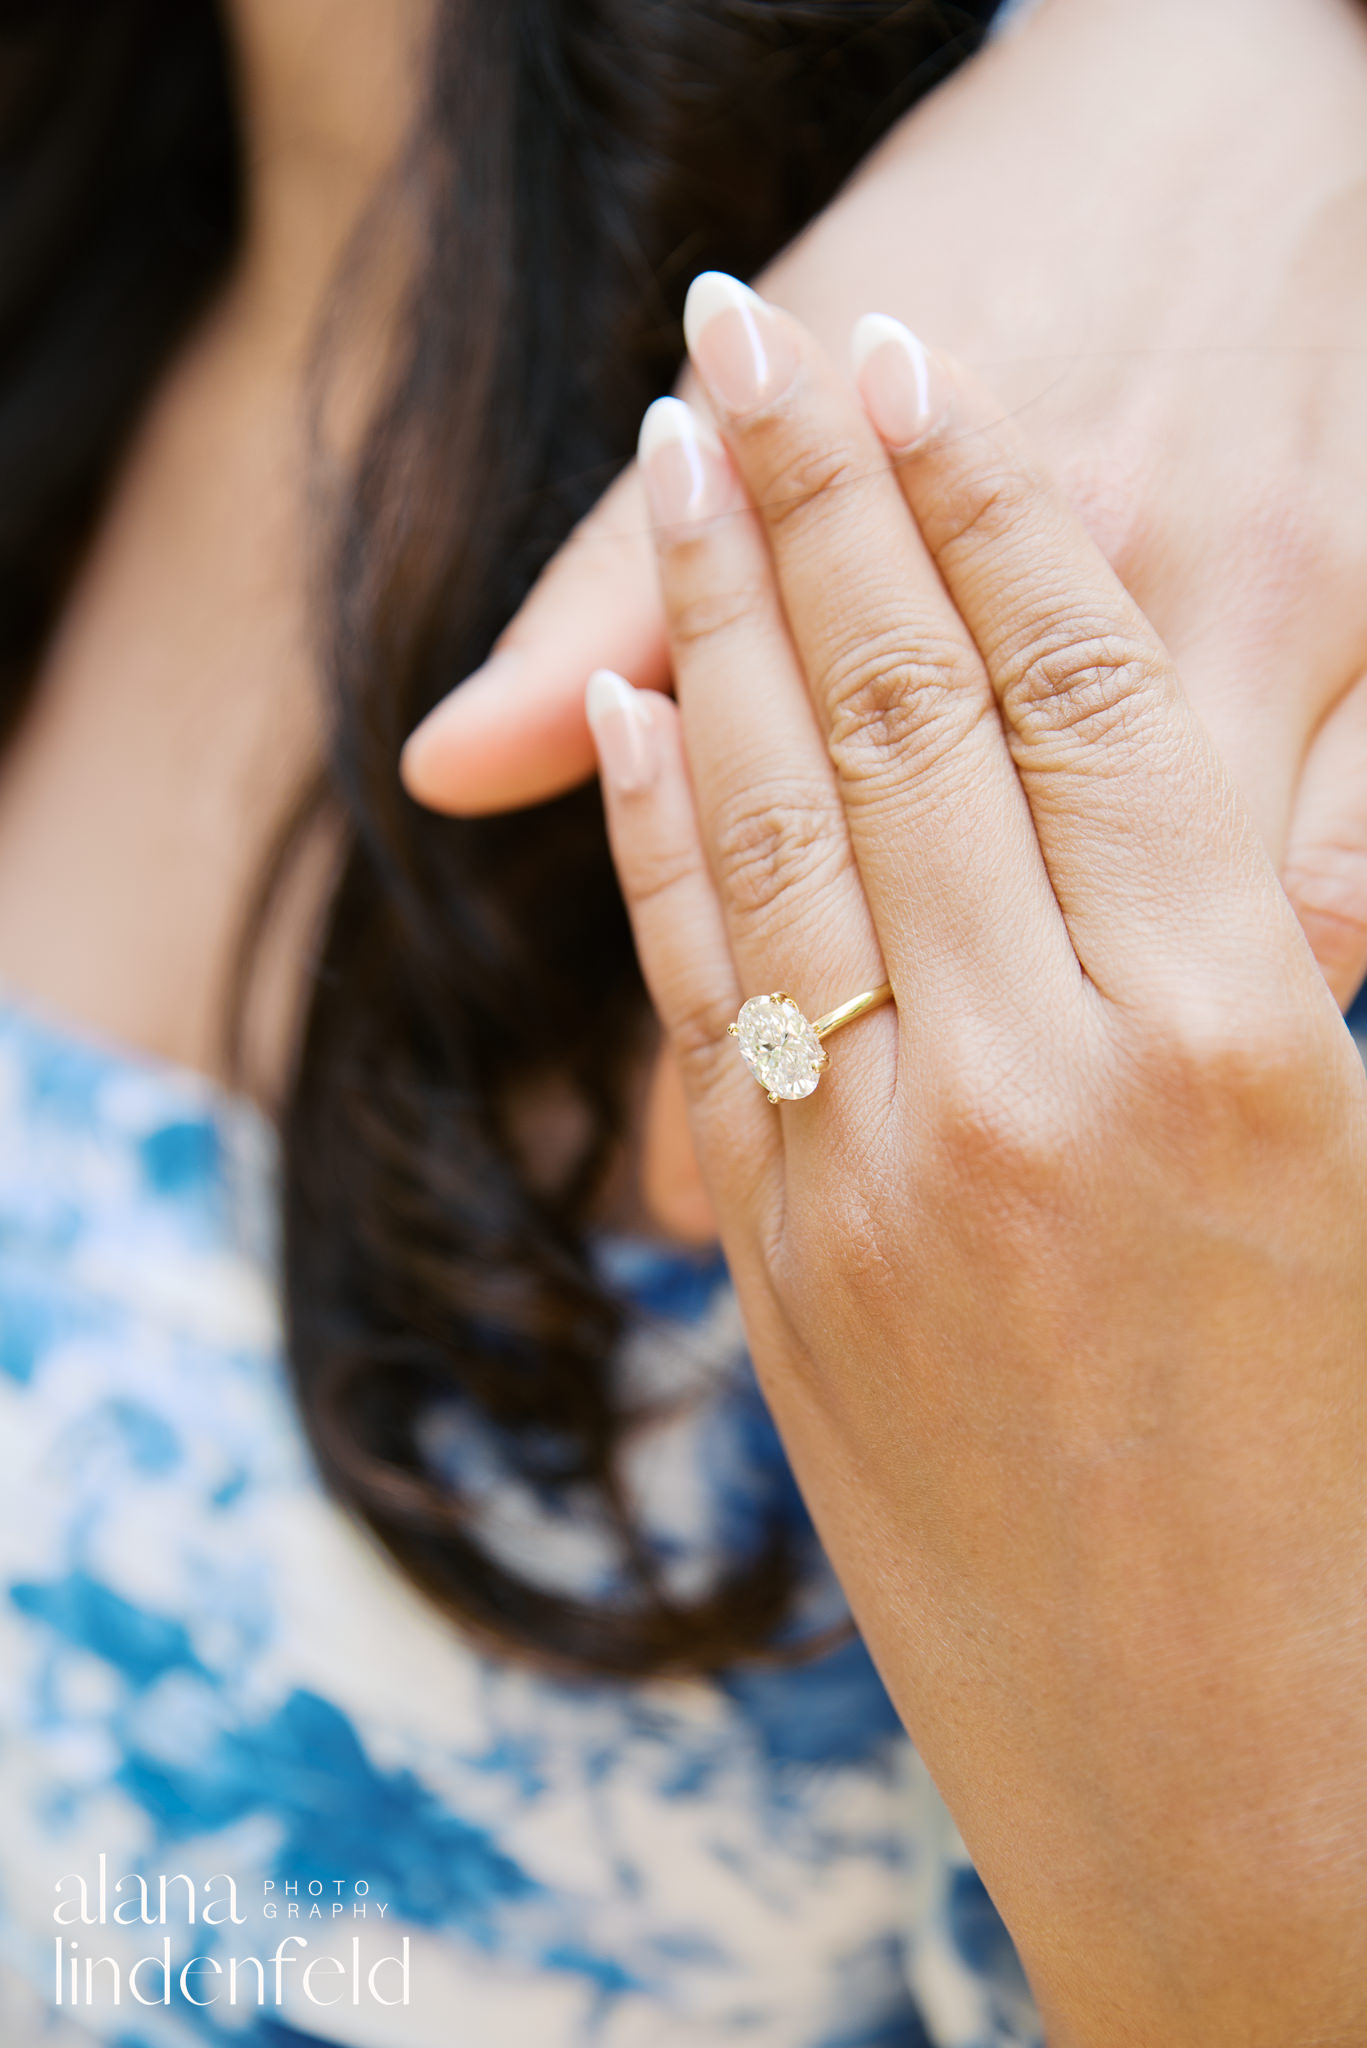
[403, 0, 1367, 1010]
[589, 275, 1367, 2044]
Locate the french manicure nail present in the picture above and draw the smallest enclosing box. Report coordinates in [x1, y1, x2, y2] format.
[682, 271, 799, 416]
[638, 397, 732, 528]
[586, 668, 656, 794]
[851, 313, 931, 448]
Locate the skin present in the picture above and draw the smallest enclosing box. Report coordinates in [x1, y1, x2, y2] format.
[0, 1, 1361, 2026]
[594, 280, 1367, 2043]
[3, 0, 1365, 1223]
[401, 0, 1367, 1241]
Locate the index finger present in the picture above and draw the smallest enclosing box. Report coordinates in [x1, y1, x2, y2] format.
[400, 464, 669, 816]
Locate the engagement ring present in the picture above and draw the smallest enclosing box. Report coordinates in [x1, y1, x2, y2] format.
[728, 984, 894, 1102]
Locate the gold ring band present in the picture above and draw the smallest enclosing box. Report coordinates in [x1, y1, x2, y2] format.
[727, 983, 894, 1103]
[810, 983, 894, 1040]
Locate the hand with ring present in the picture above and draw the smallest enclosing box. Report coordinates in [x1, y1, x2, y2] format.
[586, 275, 1367, 2043]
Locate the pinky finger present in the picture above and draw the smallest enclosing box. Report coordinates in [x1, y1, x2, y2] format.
[1282, 670, 1367, 1013]
[585, 669, 780, 1218]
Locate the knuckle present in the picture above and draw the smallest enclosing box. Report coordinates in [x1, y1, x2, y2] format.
[618, 834, 705, 917]
[934, 1062, 1082, 1200]
[1283, 841, 1367, 976]
[821, 623, 984, 788]
[927, 1063, 1094, 1295]
[666, 570, 769, 655]
[924, 457, 1036, 563]
[708, 784, 848, 921]
[755, 431, 866, 539]
[1156, 995, 1296, 1079]
[995, 620, 1160, 746]
[1130, 996, 1318, 1139]
[669, 992, 743, 1104]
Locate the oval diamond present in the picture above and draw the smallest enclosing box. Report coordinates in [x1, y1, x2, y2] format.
[733, 994, 823, 1101]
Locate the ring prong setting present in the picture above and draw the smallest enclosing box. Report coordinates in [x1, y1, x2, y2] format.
[728, 982, 894, 1102]
[729, 992, 826, 1102]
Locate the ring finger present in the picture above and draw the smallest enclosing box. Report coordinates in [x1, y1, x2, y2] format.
[637, 397, 892, 1130]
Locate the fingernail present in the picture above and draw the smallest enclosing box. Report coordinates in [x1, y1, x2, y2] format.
[638, 397, 733, 528]
[683, 271, 798, 416]
[586, 668, 656, 794]
[851, 313, 931, 449]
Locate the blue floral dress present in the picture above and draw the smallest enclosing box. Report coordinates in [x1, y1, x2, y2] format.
[0, 991, 1040, 2047]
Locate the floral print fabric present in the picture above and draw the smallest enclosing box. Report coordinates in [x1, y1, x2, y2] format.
[0, 993, 1039, 2048]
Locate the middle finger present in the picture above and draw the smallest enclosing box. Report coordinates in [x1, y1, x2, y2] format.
[680, 272, 1069, 1005]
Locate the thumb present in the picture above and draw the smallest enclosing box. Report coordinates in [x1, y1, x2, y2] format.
[400, 464, 669, 816]
[1281, 669, 1367, 1013]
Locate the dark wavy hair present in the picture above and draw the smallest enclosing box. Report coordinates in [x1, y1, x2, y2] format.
[0, 0, 997, 1675]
